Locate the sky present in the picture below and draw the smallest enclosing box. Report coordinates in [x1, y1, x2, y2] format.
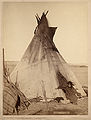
[2, 2, 88, 65]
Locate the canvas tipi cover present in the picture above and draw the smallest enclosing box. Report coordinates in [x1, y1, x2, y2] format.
[10, 12, 86, 103]
[3, 74, 29, 115]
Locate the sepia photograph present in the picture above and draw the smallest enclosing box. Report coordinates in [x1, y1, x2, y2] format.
[2, 1, 88, 116]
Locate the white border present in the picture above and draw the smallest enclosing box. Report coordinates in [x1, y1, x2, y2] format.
[0, 0, 91, 120]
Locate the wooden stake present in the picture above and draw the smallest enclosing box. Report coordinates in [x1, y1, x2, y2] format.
[41, 80, 49, 112]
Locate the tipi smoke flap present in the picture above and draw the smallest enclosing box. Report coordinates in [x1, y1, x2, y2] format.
[10, 11, 86, 104]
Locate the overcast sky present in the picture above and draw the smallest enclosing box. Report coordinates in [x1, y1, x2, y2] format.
[2, 2, 88, 65]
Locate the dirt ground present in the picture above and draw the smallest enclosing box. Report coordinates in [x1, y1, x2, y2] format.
[17, 97, 88, 115]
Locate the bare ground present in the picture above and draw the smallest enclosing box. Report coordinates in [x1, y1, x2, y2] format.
[17, 97, 88, 115]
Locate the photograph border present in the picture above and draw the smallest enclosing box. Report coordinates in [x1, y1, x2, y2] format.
[0, 0, 91, 120]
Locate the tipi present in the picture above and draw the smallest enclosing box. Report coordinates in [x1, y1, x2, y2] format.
[10, 11, 86, 104]
[3, 49, 29, 115]
[3, 74, 29, 114]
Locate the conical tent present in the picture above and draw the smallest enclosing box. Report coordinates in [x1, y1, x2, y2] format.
[3, 49, 29, 115]
[10, 12, 86, 103]
[3, 74, 29, 115]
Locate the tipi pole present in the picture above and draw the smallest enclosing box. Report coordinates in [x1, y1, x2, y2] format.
[16, 71, 18, 83]
[3, 48, 11, 81]
[3, 48, 5, 74]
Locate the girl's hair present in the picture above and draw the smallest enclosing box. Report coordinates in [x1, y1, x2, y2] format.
[67, 81, 74, 87]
